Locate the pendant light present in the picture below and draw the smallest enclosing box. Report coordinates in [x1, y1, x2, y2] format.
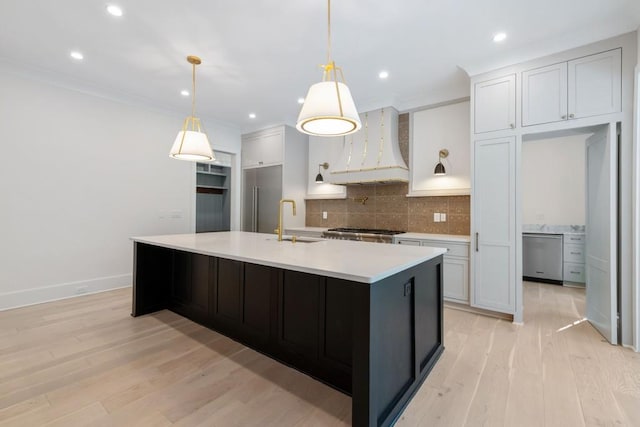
[296, 0, 361, 137]
[170, 55, 215, 161]
[434, 149, 449, 176]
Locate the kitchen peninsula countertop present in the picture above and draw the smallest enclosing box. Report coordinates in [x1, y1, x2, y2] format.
[132, 231, 445, 284]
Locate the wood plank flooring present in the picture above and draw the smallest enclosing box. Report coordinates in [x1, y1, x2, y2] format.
[1, 282, 639, 426]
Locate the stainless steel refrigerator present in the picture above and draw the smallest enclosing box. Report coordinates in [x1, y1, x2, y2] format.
[242, 165, 282, 233]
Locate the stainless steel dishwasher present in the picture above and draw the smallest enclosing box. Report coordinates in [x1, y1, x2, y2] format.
[523, 233, 563, 284]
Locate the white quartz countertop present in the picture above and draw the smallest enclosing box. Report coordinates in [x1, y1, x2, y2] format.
[131, 231, 446, 284]
[396, 233, 471, 243]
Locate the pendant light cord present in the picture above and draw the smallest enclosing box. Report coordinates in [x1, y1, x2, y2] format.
[327, 0, 331, 65]
[191, 62, 197, 118]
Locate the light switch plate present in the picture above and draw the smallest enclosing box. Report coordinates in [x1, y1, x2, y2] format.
[441, 213, 447, 222]
[322, 211, 328, 220]
[433, 212, 441, 222]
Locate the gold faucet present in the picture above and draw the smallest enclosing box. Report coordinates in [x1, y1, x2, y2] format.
[275, 199, 296, 241]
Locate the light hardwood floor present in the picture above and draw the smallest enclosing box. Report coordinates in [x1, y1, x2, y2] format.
[1, 282, 639, 426]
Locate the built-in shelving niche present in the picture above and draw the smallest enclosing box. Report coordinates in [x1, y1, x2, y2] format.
[196, 163, 231, 232]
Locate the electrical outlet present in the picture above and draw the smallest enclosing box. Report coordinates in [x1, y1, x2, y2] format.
[433, 212, 441, 222]
[441, 213, 447, 222]
[322, 211, 328, 220]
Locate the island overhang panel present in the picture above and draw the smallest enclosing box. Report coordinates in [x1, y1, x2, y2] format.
[131, 232, 445, 427]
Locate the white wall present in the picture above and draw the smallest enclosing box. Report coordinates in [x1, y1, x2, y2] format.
[410, 100, 470, 196]
[522, 134, 587, 225]
[0, 69, 240, 309]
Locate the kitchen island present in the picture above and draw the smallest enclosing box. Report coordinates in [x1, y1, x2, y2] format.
[131, 231, 445, 427]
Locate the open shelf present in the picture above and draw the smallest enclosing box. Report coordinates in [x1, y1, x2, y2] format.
[197, 171, 227, 177]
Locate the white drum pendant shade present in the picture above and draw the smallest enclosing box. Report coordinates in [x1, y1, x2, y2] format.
[170, 130, 214, 161]
[296, 81, 361, 137]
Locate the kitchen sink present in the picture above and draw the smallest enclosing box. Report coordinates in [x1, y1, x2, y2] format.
[266, 236, 323, 244]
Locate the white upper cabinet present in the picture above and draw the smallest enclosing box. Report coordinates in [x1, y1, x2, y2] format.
[241, 128, 284, 168]
[473, 74, 516, 134]
[568, 49, 621, 120]
[306, 135, 347, 199]
[522, 49, 621, 127]
[522, 62, 568, 126]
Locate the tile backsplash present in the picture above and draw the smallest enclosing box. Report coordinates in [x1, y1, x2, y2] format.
[305, 112, 470, 235]
[305, 183, 470, 235]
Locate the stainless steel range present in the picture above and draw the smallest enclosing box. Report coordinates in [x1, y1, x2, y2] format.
[322, 227, 406, 243]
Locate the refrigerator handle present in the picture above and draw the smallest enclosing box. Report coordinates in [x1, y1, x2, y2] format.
[253, 186, 259, 232]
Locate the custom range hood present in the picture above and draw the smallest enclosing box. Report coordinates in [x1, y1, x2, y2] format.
[329, 106, 408, 184]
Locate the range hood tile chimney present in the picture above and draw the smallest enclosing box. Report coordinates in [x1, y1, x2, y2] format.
[329, 106, 409, 185]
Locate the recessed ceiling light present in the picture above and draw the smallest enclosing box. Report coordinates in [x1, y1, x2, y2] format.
[180, 90, 189, 97]
[249, 113, 256, 119]
[378, 70, 389, 79]
[70, 51, 84, 60]
[493, 32, 507, 43]
[106, 4, 123, 17]
[297, 97, 305, 104]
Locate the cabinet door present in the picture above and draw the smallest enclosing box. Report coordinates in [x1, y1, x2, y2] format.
[190, 253, 211, 323]
[474, 74, 516, 133]
[170, 250, 192, 316]
[241, 130, 284, 168]
[568, 49, 621, 119]
[472, 137, 516, 313]
[443, 257, 469, 303]
[278, 270, 320, 361]
[522, 62, 568, 126]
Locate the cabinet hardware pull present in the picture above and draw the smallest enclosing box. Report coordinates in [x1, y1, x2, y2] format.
[571, 271, 580, 274]
[571, 252, 580, 255]
[569, 113, 575, 118]
[509, 123, 515, 129]
[561, 115, 567, 119]
[475, 232, 479, 252]
[536, 271, 544, 274]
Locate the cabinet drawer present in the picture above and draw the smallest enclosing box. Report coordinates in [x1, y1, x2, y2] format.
[421, 240, 469, 258]
[564, 234, 585, 244]
[563, 262, 585, 283]
[563, 243, 585, 263]
[396, 239, 421, 246]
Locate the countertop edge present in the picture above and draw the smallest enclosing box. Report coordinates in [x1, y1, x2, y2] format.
[131, 233, 446, 284]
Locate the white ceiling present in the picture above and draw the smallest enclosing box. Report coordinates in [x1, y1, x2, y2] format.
[1, 0, 639, 133]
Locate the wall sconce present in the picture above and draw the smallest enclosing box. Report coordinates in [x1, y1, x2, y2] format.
[434, 149, 449, 176]
[315, 162, 329, 183]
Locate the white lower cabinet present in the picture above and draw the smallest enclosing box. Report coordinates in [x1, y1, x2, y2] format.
[442, 257, 469, 303]
[563, 233, 585, 284]
[396, 238, 470, 304]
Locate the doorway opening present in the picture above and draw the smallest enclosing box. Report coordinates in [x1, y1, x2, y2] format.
[521, 123, 619, 344]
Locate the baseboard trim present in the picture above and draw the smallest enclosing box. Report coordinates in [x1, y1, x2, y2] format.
[444, 300, 514, 321]
[0, 274, 132, 311]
